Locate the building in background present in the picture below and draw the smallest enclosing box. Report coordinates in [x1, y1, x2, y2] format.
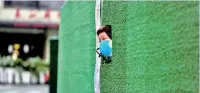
[0, 1, 64, 85]
[0, 1, 64, 62]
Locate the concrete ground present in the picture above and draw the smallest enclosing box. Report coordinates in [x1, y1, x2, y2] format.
[0, 84, 49, 93]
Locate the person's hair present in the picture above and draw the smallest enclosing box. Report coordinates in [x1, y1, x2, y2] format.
[97, 25, 112, 39]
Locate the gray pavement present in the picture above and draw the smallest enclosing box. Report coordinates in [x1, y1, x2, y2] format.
[0, 85, 49, 93]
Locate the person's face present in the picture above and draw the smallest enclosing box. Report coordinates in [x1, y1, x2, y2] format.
[98, 32, 110, 41]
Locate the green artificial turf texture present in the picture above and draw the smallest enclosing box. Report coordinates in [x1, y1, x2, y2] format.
[57, 1, 96, 93]
[100, 1, 199, 93]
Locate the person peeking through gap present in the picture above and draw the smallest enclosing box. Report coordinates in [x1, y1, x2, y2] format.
[97, 25, 112, 63]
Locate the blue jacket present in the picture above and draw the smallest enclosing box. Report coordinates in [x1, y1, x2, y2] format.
[99, 40, 112, 57]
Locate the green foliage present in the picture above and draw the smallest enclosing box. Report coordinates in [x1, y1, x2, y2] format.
[0, 56, 49, 75]
[0, 56, 14, 67]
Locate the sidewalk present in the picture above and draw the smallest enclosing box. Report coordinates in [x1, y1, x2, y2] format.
[0, 85, 48, 93]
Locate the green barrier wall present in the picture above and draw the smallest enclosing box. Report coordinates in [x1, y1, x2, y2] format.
[57, 1, 96, 93]
[101, 1, 199, 93]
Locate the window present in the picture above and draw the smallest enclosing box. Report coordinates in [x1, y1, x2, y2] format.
[4, 1, 39, 9]
[39, 1, 65, 10]
[4, 1, 65, 10]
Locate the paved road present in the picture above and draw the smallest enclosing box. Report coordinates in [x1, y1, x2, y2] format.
[0, 85, 49, 93]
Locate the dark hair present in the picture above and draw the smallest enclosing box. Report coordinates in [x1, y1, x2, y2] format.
[97, 25, 112, 39]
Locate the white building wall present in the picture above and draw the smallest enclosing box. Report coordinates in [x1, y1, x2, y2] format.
[43, 29, 58, 63]
[0, 1, 3, 9]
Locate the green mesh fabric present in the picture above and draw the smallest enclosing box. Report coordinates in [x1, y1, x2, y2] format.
[57, 1, 96, 93]
[101, 1, 199, 93]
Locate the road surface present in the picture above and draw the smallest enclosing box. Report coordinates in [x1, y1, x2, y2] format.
[0, 85, 49, 93]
